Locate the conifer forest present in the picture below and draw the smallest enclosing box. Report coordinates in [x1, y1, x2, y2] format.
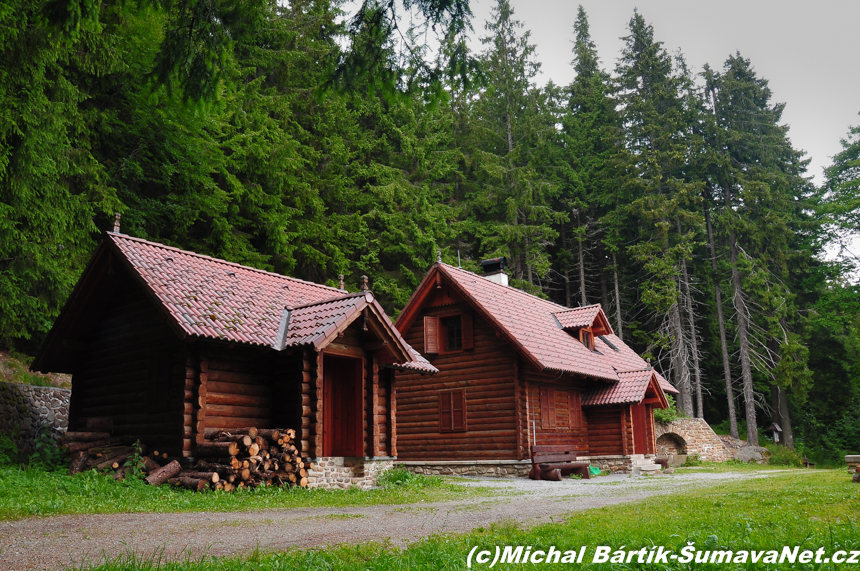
[2, 0, 859, 463]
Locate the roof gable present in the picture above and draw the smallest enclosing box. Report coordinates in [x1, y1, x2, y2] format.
[582, 369, 669, 407]
[396, 263, 678, 392]
[34, 233, 435, 374]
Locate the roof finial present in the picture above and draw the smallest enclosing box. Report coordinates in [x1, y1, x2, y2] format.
[338, 274, 345, 291]
[112, 212, 121, 233]
[436, 250, 442, 264]
[360, 275, 369, 291]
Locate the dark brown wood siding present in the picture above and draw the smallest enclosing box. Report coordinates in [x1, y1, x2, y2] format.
[523, 367, 589, 455]
[69, 274, 185, 456]
[200, 347, 277, 432]
[396, 302, 519, 460]
[584, 405, 630, 456]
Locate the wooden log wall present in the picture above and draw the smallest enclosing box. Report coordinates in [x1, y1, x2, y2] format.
[523, 367, 589, 454]
[70, 274, 185, 456]
[396, 301, 519, 460]
[301, 349, 316, 458]
[583, 405, 624, 456]
[200, 348, 276, 434]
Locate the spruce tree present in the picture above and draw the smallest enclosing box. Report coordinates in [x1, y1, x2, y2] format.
[614, 11, 702, 414]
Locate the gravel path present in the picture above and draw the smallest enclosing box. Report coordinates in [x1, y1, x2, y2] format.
[0, 471, 775, 570]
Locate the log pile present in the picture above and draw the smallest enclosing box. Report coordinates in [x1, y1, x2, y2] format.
[193, 427, 308, 491]
[61, 427, 306, 491]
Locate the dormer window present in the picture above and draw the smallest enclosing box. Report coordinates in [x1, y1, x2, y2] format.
[580, 329, 595, 351]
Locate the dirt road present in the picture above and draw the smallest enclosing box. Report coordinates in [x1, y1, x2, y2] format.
[0, 471, 772, 570]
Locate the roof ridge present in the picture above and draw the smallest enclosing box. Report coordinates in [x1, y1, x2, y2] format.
[107, 232, 341, 294]
[439, 263, 569, 311]
[289, 291, 369, 311]
[553, 303, 602, 314]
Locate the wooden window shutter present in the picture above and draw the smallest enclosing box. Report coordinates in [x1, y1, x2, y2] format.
[439, 392, 452, 432]
[461, 312, 474, 350]
[424, 316, 440, 353]
[540, 386, 556, 429]
[452, 390, 466, 431]
[569, 391, 582, 428]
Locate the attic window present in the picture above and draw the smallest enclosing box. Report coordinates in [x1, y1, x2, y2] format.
[441, 315, 463, 351]
[580, 329, 595, 351]
[423, 313, 474, 354]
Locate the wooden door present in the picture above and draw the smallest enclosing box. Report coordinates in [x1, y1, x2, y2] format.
[323, 356, 363, 457]
[631, 403, 647, 454]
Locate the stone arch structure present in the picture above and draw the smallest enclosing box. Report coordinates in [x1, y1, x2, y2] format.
[656, 432, 687, 456]
[655, 418, 733, 462]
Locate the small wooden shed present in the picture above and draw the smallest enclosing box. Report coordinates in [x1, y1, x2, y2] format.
[32, 233, 435, 488]
[392, 260, 679, 475]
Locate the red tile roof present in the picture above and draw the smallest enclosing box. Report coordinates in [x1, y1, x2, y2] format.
[399, 263, 679, 399]
[554, 305, 603, 330]
[106, 233, 435, 372]
[582, 369, 654, 406]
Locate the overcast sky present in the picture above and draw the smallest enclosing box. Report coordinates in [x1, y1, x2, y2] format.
[464, 0, 860, 186]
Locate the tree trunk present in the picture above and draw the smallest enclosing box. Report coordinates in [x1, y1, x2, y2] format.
[612, 253, 623, 340]
[670, 301, 693, 417]
[597, 240, 609, 309]
[705, 201, 738, 438]
[778, 386, 794, 450]
[678, 223, 703, 418]
[577, 211, 586, 305]
[728, 226, 758, 446]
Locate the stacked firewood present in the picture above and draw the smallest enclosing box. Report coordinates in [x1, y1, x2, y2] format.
[191, 427, 308, 491]
[62, 426, 306, 491]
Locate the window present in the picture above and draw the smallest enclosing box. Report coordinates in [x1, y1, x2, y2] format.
[441, 315, 463, 351]
[568, 391, 582, 428]
[540, 386, 556, 429]
[439, 390, 466, 432]
[423, 313, 474, 354]
[580, 329, 595, 351]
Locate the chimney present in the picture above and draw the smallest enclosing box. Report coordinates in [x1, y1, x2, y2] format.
[480, 257, 508, 287]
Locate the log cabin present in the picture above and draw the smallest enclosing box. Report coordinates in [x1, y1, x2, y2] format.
[32, 232, 436, 488]
[393, 257, 680, 476]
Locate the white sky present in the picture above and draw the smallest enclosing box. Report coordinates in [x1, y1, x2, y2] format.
[465, 0, 860, 186]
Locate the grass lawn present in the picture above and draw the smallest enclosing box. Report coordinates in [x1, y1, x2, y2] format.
[0, 466, 493, 520]
[75, 468, 859, 570]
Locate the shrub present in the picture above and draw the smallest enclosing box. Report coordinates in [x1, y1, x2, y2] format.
[377, 468, 443, 489]
[29, 429, 65, 470]
[683, 453, 702, 467]
[766, 444, 803, 467]
[653, 395, 678, 423]
[0, 433, 18, 466]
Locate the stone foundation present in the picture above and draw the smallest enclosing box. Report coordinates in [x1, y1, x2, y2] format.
[398, 460, 531, 477]
[580, 454, 639, 474]
[655, 418, 734, 462]
[306, 457, 394, 489]
[0, 382, 69, 459]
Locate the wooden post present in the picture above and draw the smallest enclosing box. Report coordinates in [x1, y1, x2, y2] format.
[371, 352, 380, 457]
[314, 352, 323, 458]
[620, 407, 628, 456]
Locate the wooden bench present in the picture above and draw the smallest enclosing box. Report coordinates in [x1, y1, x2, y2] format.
[528, 445, 591, 481]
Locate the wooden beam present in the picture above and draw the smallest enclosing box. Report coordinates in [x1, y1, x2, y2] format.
[362, 340, 387, 351]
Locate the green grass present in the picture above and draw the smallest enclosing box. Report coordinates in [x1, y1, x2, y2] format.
[675, 460, 798, 474]
[0, 466, 491, 520]
[73, 469, 860, 570]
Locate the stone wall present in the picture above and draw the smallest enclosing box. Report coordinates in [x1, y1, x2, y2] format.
[0, 382, 70, 458]
[398, 460, 532, 478]
[306, 457, 394, 489]
[655, 418, 734, 462]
